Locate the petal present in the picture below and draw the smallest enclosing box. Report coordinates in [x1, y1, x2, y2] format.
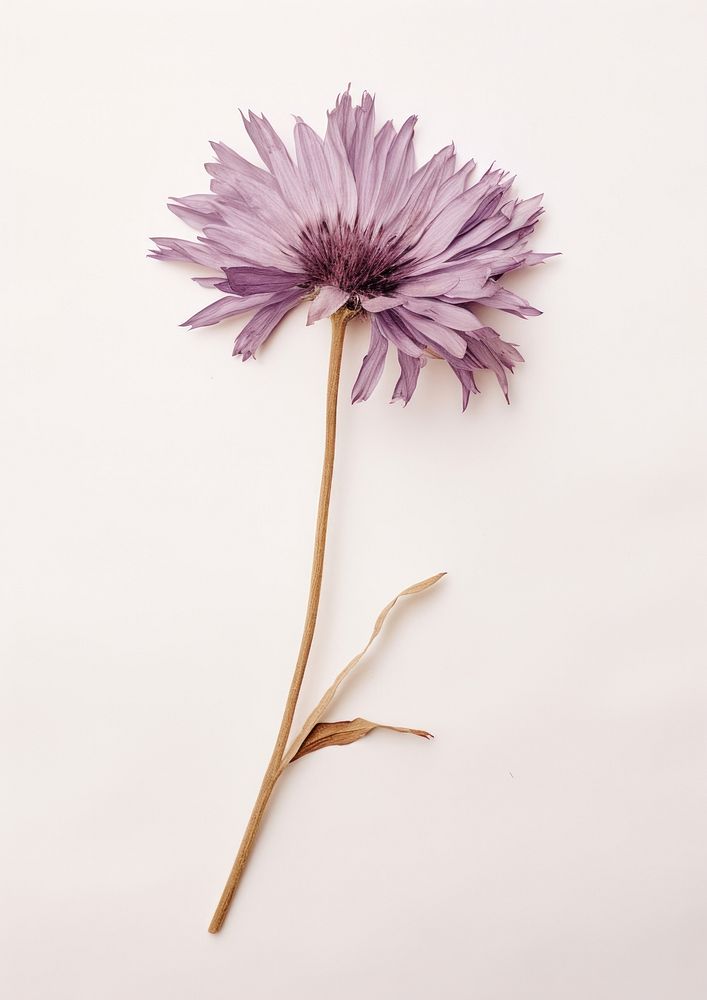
[360, 294, 403, 313]
[306, 285, 349, 325]
[209, 140, 277, 190]
[351, 319, 388, 402]
[225, 265, 306, 296]
[350, 92, 376, 181]
[294, 121, 339, 225]
[449, 327, 524, 403]
[450, 210, 513, 255]
[519, 251, 559, 267]
[167, 195, 221, 229]
[370, 115, 417, 226]
[409, 169, 510, 264]
[434, 158, 477, 213]
[451, 364, 480, 411]
[375, 309, 426, 357]
[459, 186, 509, 235]
[402, 297, 483, 333]
[327, 88, 355, 155]
[241, 112, 310, 222]
[431, 262, 499, 297]
[386, 145, 455, 241]
[233, 290, 303, 359]
[396, 272, 460, 297]
[494, 194, 544, 238]
[181, 293, 272, 329]
[241, 111, 293, 175]
[476, 327, 524, 368]
[205, 161, 301, 245]
[202, 216, 295, 269]
[192, 275, 227, 288]
[357, 120, 396, 229]
[323, 113, 358, 226]
[392, 351, 424, 405]
[472, 282, 542, 317]
[398, 308, 467, 358]
[437, 267, 492, 299]
[149, 237, 235, 268]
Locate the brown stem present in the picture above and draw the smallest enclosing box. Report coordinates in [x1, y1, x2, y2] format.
[208, 307, 352, 934]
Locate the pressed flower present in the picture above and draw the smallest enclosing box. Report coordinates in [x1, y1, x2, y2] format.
[151, 89, 552, 408]
[150, 91, 554, 936]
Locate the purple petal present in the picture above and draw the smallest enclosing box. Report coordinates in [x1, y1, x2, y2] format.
[191, 275, 226, 288]
[520, 251, 558, 267]
[167, 195, 221, 229]
[410, 171, 507, 262]
[436, 266, 493, 299]
[387, 145, 455, 240]
[294, 121, 340, 225]
[449, 210, 513, 256]
[149, 237, 236, 268]
[402, 297, 483, 333]
[233, 290, 302, 359]
[472, 282, 542, 318]
[201, 216, 296, 270]
[351, 319, 388, 402]
[327, 88, 355, 155]
[392, 351, 424, 404]
[181, 293, 272, 330]
[434, 159, 477, 213]
[209, 140, 277, 189]
[306, 285, 349, 325]
[350, 92, 376, 184]
[241, 112, 310, 222]
[475, 327, 524, 368]
[453, 327, 524, 403]
[497, 194, 544, 235]
[225, 265, 306, 296]
[241, 111, 293, 175]
[396, 272, 460, 297]
[398, 308, 467, 358]
[323, 115, 358, 226]
[360, 295, 403, 313]
[452, 364, 481, 411]
[375, 309, 426, 357]
[372, 115, 417, 225]
[355, 119, 395, 229]
[204, 164, 301, 246]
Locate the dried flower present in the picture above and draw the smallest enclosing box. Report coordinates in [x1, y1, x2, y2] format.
[150, 91, 554, 935]
[151, 89, 552, 408]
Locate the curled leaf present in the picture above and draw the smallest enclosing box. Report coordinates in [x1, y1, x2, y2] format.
[291, 717, 433, 762]
[280, 571, 445, 771]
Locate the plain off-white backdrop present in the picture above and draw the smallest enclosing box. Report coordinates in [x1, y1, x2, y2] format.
[2, 1, 706, 997]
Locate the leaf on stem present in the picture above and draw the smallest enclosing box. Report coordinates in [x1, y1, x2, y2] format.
[291, 717, 433, 761]
[280, 571, 445, 771]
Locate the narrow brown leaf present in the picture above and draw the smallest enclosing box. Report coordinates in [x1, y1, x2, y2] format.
[291, 717, 433, 762]
[280, 571, 445, 771]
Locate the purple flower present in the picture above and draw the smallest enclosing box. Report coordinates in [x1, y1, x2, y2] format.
[150, 90, 553, 408]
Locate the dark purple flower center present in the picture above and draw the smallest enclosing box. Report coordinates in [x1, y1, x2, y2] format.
[297, 220, 407, 300]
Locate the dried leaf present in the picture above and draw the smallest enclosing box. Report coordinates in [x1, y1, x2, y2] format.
[280, 571, 445, 771]
[291, 717, 433, 761]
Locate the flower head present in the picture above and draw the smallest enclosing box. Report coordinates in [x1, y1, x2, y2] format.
[150, 90, 553, 408]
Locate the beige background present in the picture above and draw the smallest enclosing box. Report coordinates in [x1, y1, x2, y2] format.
[2, 1, 706, 997]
